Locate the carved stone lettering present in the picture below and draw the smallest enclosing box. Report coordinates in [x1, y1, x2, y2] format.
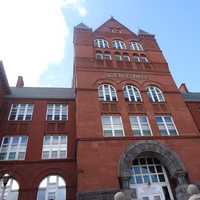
[106, 72, 149, 80]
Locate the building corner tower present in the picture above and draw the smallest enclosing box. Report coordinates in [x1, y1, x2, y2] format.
[73, 17, 200, 200]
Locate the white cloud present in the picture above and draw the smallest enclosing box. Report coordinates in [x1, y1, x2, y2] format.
[62, 0, 88, 16]
[0, 0, 87, 86]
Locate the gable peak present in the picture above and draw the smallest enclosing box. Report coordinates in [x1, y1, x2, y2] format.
[95, 17, 137, 36]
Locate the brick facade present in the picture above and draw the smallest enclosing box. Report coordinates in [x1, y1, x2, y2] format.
[0, 17, 200, 200]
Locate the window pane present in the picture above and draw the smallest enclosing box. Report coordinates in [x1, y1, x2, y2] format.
[42, 135, 68, 159]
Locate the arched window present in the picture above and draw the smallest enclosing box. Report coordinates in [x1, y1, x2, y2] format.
[96, 51, 103, 60]
[37, 175, 66, 200]
[94, 39, 109, 48]
[0, 174, 19, 200]
[112, 40, 126, 50]
[130, 157, 174, 199]
[132, 54, 140, 62]
[130, 42, 144, 51]
[124, 85, 142, 102]
[122, 53, 130, 62]
[98, 84, 117, 101]
[103, 51, 112, 60]
[140, 55, 149, 63]
[147, 86, 165, 102]
[114, 52, 122, 61]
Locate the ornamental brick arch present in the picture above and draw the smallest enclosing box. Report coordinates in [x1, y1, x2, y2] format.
[118, 141, 190, 200]
[118, 140, 186, 178]
[33, 167, 68, 188]
[142, 80, 167, 92]
[93, 78, 118, 88]
[118, 79, 143, 91]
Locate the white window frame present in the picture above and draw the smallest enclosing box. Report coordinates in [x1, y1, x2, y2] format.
[46, 104, 68, 121]
[103, 53, 112, 60]
[147, 86, 165, 102]
[94, 39, 109, 48]
[114, 54, 122, 61]
[112, 40, 126, 49]
[0, 136, 28, 161]
[0, 177, 19, 200]
[129, 116, 152, 136]
[132, 55, 140, 62]
[124, 85, 142, 102]
[101, 115, 125, 137]
[123, 55, 130, 62]
[140, 56, 149, 63]
[156, 116, 179, 136]
[42, 135, 68, 160]
[8, 104, 34, 121]
[98, 84, 118, 101]
[96, 52, 103, 60]
[37, 175, 66, 200]
[130, 42, 144, 51]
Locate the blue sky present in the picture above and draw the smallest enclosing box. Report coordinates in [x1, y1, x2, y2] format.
[0, 0, 200, 92]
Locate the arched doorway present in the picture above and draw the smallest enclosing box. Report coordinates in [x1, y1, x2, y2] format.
[119, 141, 189, 200]
[130, 156, 173, 200]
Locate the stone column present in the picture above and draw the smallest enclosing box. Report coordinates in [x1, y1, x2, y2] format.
[175, 171, 190, 200]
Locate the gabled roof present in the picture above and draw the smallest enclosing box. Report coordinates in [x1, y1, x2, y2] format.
[182, 92, 200, 102]
[94, 17, 137, 37]
[5, 87, 75, 100]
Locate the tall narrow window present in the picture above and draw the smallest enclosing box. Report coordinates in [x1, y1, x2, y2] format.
[123, 53, 130, 62]
[130, 42, 144, 51]
[147, 86, 165, 102]
[112, 40, 126, 49]
[0, 175, 19, 200]
[46, 104, 68, 121]
[114, 52, 122, 61]
[8, 104, 33, 121]
[42, 135, 67, 159]
[132, 54, 140, 62]
[94, 39, 109, 48]
[156, 116, 178, 136]
[103, 52, 112, 60]
[124, 85, 142, 102]
[0, 136, 28, 160]
[96, 51, 103, 60]
[129, 116, 152, 136]
[101, 115, 124, 137]
[37, 175, 66, 200]
[98, 84, 117, 101]
[140, 55, 149, 63]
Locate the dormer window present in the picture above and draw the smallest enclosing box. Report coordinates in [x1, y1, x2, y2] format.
[130, 42, 144, 51]
[94, 39, 109, 48]
[96, 51, 103, 60]
[140, 55, 149, 63]
[112, 40, 126, 50]
[104, 52, 112, 60]
[114, 52, 122, 61]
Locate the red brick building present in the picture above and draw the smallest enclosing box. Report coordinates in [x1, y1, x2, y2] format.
[0, 18, 200, 200]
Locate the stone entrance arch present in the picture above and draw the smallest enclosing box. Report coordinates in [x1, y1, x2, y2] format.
[118, 141, 190, 200]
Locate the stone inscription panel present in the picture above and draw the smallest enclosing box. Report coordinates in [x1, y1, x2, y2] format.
[106, 72, 149, 80]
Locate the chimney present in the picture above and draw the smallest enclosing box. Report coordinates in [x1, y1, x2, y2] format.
[179, 83, 188, 93]
[16, 76, 24, 88]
